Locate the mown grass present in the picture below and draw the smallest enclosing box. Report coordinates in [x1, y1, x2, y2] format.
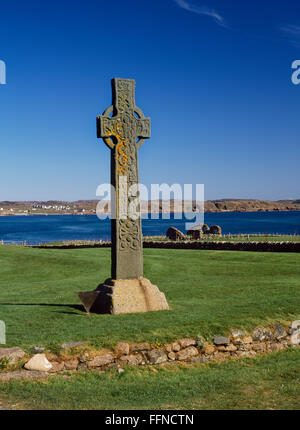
[0, 246, 299, 350]
[0, 349, 299, 410]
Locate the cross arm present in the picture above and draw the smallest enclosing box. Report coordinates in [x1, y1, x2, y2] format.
[136, 117, 151, 148]
[97, 115, 120, 149]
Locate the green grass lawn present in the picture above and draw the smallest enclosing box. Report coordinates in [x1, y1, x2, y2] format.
[0, 245, 299, 350]
[0, 245, 300, 410]
[0, 349, 299, 410]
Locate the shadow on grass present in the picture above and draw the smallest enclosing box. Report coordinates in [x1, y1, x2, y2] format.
[0, 302, 86, 313]
[52, 310, 87, 316]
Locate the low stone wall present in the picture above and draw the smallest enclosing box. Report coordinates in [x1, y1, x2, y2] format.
[143, 240, 300, 253]
[0, 322, 299, 380]
[33, 240, 300, 252]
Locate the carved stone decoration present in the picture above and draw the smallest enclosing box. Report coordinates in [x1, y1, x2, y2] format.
[97, 78, 150, 279]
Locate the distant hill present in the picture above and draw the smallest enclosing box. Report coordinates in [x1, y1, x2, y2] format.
[70, 198, 300, 212]
[203, 199, 300, 212]
[0, 199, 300, 214]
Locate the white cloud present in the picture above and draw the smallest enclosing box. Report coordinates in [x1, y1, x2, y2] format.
[280, 24, 300, 48]
[280, 24, 300, 36]
[174, 0, 227, 28]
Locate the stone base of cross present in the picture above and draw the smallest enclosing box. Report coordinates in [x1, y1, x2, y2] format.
[78, 78, 169, 315]
[78, 277, 169, 315]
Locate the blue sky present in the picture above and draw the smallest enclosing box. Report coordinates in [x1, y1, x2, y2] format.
[0, 0, 300, 201]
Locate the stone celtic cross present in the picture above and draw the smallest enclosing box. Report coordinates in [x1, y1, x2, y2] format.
[97, 78, 151, 279]
[77, 78, 168, 314]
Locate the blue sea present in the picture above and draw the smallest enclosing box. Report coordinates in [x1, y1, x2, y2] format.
[0, 211, 300, 244]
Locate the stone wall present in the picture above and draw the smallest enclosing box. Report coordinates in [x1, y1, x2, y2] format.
[0, 321, 299, 379]
[34, 240, 300, 252]
[143, 240, 300, 253]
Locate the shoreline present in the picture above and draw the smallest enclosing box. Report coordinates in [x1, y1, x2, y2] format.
[1, 209, 300, 217]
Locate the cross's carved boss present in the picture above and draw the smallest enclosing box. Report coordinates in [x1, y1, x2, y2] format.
[97, 78, 151, 280]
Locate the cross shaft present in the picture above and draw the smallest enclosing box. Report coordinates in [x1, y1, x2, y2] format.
[97, 78, 150, 279]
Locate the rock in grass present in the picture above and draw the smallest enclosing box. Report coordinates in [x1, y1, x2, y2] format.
[164, 344, 173, 353]
[176, 346, 198, 361]
[77, 362, 87, 371]
[252, 342, 266, 352]
[231, 329, 245, 338]
[204, 345, 215, 355]
[32, 346, 45, 353]
[49, 361, 65, 373]
[252, 328, 273, 341]
[146, 349, 168, 364]
[289, 321, 300, 334]
[290, 329, 300, 345]
[269, 343, 284, 352]
[24, 354, 53, 372]
[274, 325, 287, 340]
[242, 336, 253, 344]
[226, 344, 238, 352]
[171, 342, 181, 352]
[0, 347, 25, 364]
[79, 352, 89, 363]
[178, 338, 196, 348]
[115, 342, 130, 356]
[186, 355, 208, 364]
[87, 353, 114, 368]
[118, 354, 143, 366]
[131, 343, 151, 352]
[64, 358, 79, 370]
[168, 351, 176, 361]
[213, 336, 230, 346]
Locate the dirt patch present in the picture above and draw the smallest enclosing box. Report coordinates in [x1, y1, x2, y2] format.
[0, 370, 50, 382]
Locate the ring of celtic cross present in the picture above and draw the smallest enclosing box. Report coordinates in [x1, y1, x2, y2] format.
[101, 105, 148, 149]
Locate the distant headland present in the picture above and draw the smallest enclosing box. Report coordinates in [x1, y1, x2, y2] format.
[0, 199, 299, 216]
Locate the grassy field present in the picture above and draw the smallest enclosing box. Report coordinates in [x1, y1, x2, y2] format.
[0, 349, 299, 410]
[0, 245, 299, 410]
[0, 245, 299, 349]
